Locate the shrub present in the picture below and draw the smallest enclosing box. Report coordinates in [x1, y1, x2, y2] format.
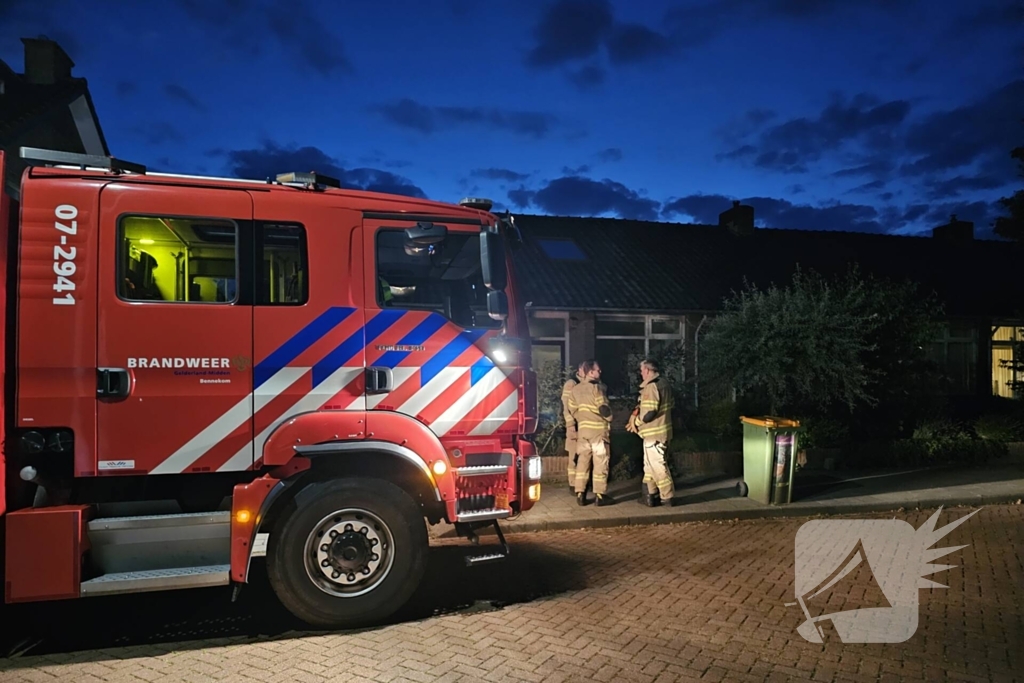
[974, 410, 1024, 442]
[798, 416, 850, 450]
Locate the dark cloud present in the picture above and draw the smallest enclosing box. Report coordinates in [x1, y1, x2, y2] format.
[923, 174, 1010, 201]
[508, 186, 536, 209]
[175, 0, 350, 76]
[953, 0, 1023, 34]
[723, 93, 912, 174]
[472, 168, 531, 182]
[372, 98, 562, 139]
[660, 191, 1005, 236]
[597, 147, 623, 163]
[900, 79, 1024, 177]
[524, 0, 674, 79]
[562, 164, 591, 175]
[662, 193, 892, 234]
[116, 81, 138, 98]
[846, 179, 887, 195]
[568, 64, 607, 89]
[211, 141, 426, 198]
[163, 84, 206, 112]
[831, 160, 895, 178]
[788, 184, 806, 194]
[525, 0, 615, 68]
[265, 0, 352, 76]
[513, 176, 660, 221]
[664, 0, 915, 48]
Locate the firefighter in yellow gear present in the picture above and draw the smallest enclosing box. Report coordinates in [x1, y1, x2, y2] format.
[561, 363, 585, 491]
[627, 357, 675, 506]
[569, 359, 614, 506]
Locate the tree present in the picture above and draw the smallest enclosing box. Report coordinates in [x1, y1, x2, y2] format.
[700, 266, 944, 423]
[994, 139, 1023, 241]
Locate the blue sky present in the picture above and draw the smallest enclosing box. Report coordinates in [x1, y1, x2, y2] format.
[1, 0, 1021, 236]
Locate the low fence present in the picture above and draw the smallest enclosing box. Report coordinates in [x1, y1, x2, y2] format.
[539, 442, 1024, 484]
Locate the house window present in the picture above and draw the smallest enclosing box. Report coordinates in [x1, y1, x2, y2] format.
[992, 325, 1024, 398]
[118, 215, 238, 303]
[537, 238, 586, 261]
[257, 222, 308, 305]
[927, 322, 977, 395]
[595, 315, 685, 397]
[528, 312, 569, 373]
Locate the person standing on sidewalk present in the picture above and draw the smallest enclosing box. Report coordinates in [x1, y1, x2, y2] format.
[570, 359, 614, 506]
[561, 362, 584, 493]
[628, 358, 676, 506]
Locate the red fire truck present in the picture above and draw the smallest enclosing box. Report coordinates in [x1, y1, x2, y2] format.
[0, 146, 540, 628]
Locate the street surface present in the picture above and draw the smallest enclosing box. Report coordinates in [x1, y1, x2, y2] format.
[0, 505, 1020, 682]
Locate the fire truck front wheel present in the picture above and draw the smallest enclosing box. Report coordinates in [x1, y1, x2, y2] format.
[266, 476, 428, 628]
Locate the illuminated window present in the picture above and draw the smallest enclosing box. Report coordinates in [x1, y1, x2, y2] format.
[118, 216, 237, 303]
[538, 238, 586, 261]
[257, 222, 308, 305]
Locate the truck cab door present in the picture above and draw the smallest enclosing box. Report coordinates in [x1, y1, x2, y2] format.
[362, 215, 516, 439]
[96, 183, 254, 475]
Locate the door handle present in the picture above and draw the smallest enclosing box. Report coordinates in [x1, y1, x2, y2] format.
[97, 367, 131, 398]
[365, 367, 393, 395]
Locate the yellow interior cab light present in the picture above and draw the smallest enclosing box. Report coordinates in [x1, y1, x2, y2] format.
[139, 238, 154, 245]
[432, 460, 448, 476]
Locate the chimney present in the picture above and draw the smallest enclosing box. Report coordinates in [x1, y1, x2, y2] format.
[719, 199, 755, 236]
[931, 214, 974, 242]
[21, 37, 75, 85]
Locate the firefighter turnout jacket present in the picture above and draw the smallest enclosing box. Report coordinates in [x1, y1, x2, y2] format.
[561, 372, 582, 485]
[637, 373, 673, 443]
[570, 379, 612, 495]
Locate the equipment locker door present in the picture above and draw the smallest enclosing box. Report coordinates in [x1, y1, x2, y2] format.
[96, 183, 254, 475]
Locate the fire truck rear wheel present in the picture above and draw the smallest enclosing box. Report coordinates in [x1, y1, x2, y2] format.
[266, 477, 428, 628]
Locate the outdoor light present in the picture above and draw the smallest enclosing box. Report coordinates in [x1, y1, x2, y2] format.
[526, 455, 542, 480]
[432, 460, 448, 476]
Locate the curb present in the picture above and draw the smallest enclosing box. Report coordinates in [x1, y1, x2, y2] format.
[434, 492, 1024, 538]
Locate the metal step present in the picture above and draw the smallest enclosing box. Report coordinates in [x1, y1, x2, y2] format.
[80, 565, 231, 597]
[455, 508, 510, 522]
[464, 552, 506, 566]
[87, 511, 231, 575]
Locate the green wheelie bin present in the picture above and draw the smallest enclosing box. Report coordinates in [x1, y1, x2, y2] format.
[737, 416, 801, 504]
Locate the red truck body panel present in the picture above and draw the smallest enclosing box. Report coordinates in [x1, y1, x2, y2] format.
[7, 163, 536, 491]
[0, 149, 7, 517]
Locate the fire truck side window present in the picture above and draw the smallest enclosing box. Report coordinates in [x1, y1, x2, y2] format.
[375, 228, 502, 329]
[257, 222, 308, 305]
[118, 215, 238, 303]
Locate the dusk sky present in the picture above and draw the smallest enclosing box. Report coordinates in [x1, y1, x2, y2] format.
[2, 0, 1021, 237]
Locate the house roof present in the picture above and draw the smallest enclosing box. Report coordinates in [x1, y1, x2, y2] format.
[511, 214, 1024, 320]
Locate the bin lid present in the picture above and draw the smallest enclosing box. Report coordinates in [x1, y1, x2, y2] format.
[739, 415, 801, 428]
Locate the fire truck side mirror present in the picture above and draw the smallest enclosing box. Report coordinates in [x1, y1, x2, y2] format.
[480, 230, 507, 291]
[486, 289, 508, 321]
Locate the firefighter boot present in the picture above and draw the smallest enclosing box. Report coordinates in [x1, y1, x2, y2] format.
[577, 491, 587, 506]
[640, 481, 659, 507]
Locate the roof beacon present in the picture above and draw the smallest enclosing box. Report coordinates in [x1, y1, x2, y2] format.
[459, 197, 493, 212]
[276, 171, 342, 190]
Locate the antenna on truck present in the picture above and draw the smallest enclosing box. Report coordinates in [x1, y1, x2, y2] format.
[20, 146, 147, 175]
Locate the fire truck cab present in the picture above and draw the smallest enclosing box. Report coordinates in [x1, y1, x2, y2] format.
[0, 147, 540, 628]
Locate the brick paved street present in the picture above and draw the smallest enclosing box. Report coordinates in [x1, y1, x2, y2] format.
[1, 504, 1021, 683]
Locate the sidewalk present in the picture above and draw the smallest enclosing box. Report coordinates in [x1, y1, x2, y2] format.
[431, 451, 1024, 538]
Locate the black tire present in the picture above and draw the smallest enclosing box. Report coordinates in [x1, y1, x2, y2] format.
[737, 480, 748, 497]
[266, 477, 428, 629]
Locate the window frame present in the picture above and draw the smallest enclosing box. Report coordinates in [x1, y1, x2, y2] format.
[528, 311, 570, 371]
[255, 220, 309, 306]
[372, 225, 502, 330]
[594, 313, 687, 397]
[115, 212, 244, 306]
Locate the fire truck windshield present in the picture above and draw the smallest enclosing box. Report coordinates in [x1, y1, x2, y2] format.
[376, 228, 506, 330]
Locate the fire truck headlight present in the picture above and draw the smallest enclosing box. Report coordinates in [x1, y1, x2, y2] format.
[492, 348, 509, 364]
[526, 456, 542, 480]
